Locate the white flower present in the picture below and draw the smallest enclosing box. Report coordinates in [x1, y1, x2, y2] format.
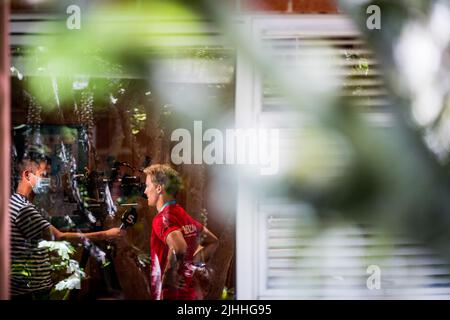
[66, 259, 85, 277]
[55, 273, 84, 291]
[38, 240, 74, 261]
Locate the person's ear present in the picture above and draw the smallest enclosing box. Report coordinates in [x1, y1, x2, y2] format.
[23, 170, 31, 181]
[156, 184, 162, 195]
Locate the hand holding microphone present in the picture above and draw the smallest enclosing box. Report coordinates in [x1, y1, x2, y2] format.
[101, 208, 137, 241]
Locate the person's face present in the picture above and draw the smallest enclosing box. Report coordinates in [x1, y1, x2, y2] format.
[144, 175, 162, 207]
[25, 166, 47, 190]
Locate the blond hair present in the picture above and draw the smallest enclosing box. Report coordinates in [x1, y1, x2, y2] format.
[143, 164, 182, 197]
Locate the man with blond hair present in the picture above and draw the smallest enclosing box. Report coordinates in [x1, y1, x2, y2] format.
[144, 164, 218, 300]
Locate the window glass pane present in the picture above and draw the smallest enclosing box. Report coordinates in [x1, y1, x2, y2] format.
[10, 2, 236, 300]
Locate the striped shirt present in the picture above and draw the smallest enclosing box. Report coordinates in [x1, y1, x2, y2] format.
[9, 193, 53, 296]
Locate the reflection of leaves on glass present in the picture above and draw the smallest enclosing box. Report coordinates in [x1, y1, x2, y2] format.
[25, 92, 42, 129]
[137, 253, 151, 268]
[344, 50, 370, 75]
[195, 46, 214, 60]
[162, 104, 173, 117]
[131, 105, 147, 135]
[342, 49, 373, 109]
[26, 129, 50, 157]
[221, 287, 235, 300]
[78, 91, 95, 130]
[159, 103, 174, 133]
[78, 127, 89, 155]
[199, 208, 209, 243]
[64, 215, 76, 229]
[10, 66, 24, 80]
[358, 58, 369, 75]
[60, 126, 78, 145]
[168, 46, 231, 61]
[11, 263, 32, 278]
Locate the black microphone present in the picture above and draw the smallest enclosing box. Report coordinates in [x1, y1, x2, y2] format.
[120, 207, 138, 230]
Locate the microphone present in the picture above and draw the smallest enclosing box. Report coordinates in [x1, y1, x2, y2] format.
[120, 207, 138, 230]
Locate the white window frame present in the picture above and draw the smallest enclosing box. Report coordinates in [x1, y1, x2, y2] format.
[234, 14, 360, 300]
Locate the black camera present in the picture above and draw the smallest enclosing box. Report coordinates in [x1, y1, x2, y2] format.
[118, 174, 146, 199]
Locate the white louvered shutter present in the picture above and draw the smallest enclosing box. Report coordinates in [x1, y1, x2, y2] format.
[236, 15, 450, 299]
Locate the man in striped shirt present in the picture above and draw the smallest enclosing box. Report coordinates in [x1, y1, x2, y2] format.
[10, 157, 124, 300]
